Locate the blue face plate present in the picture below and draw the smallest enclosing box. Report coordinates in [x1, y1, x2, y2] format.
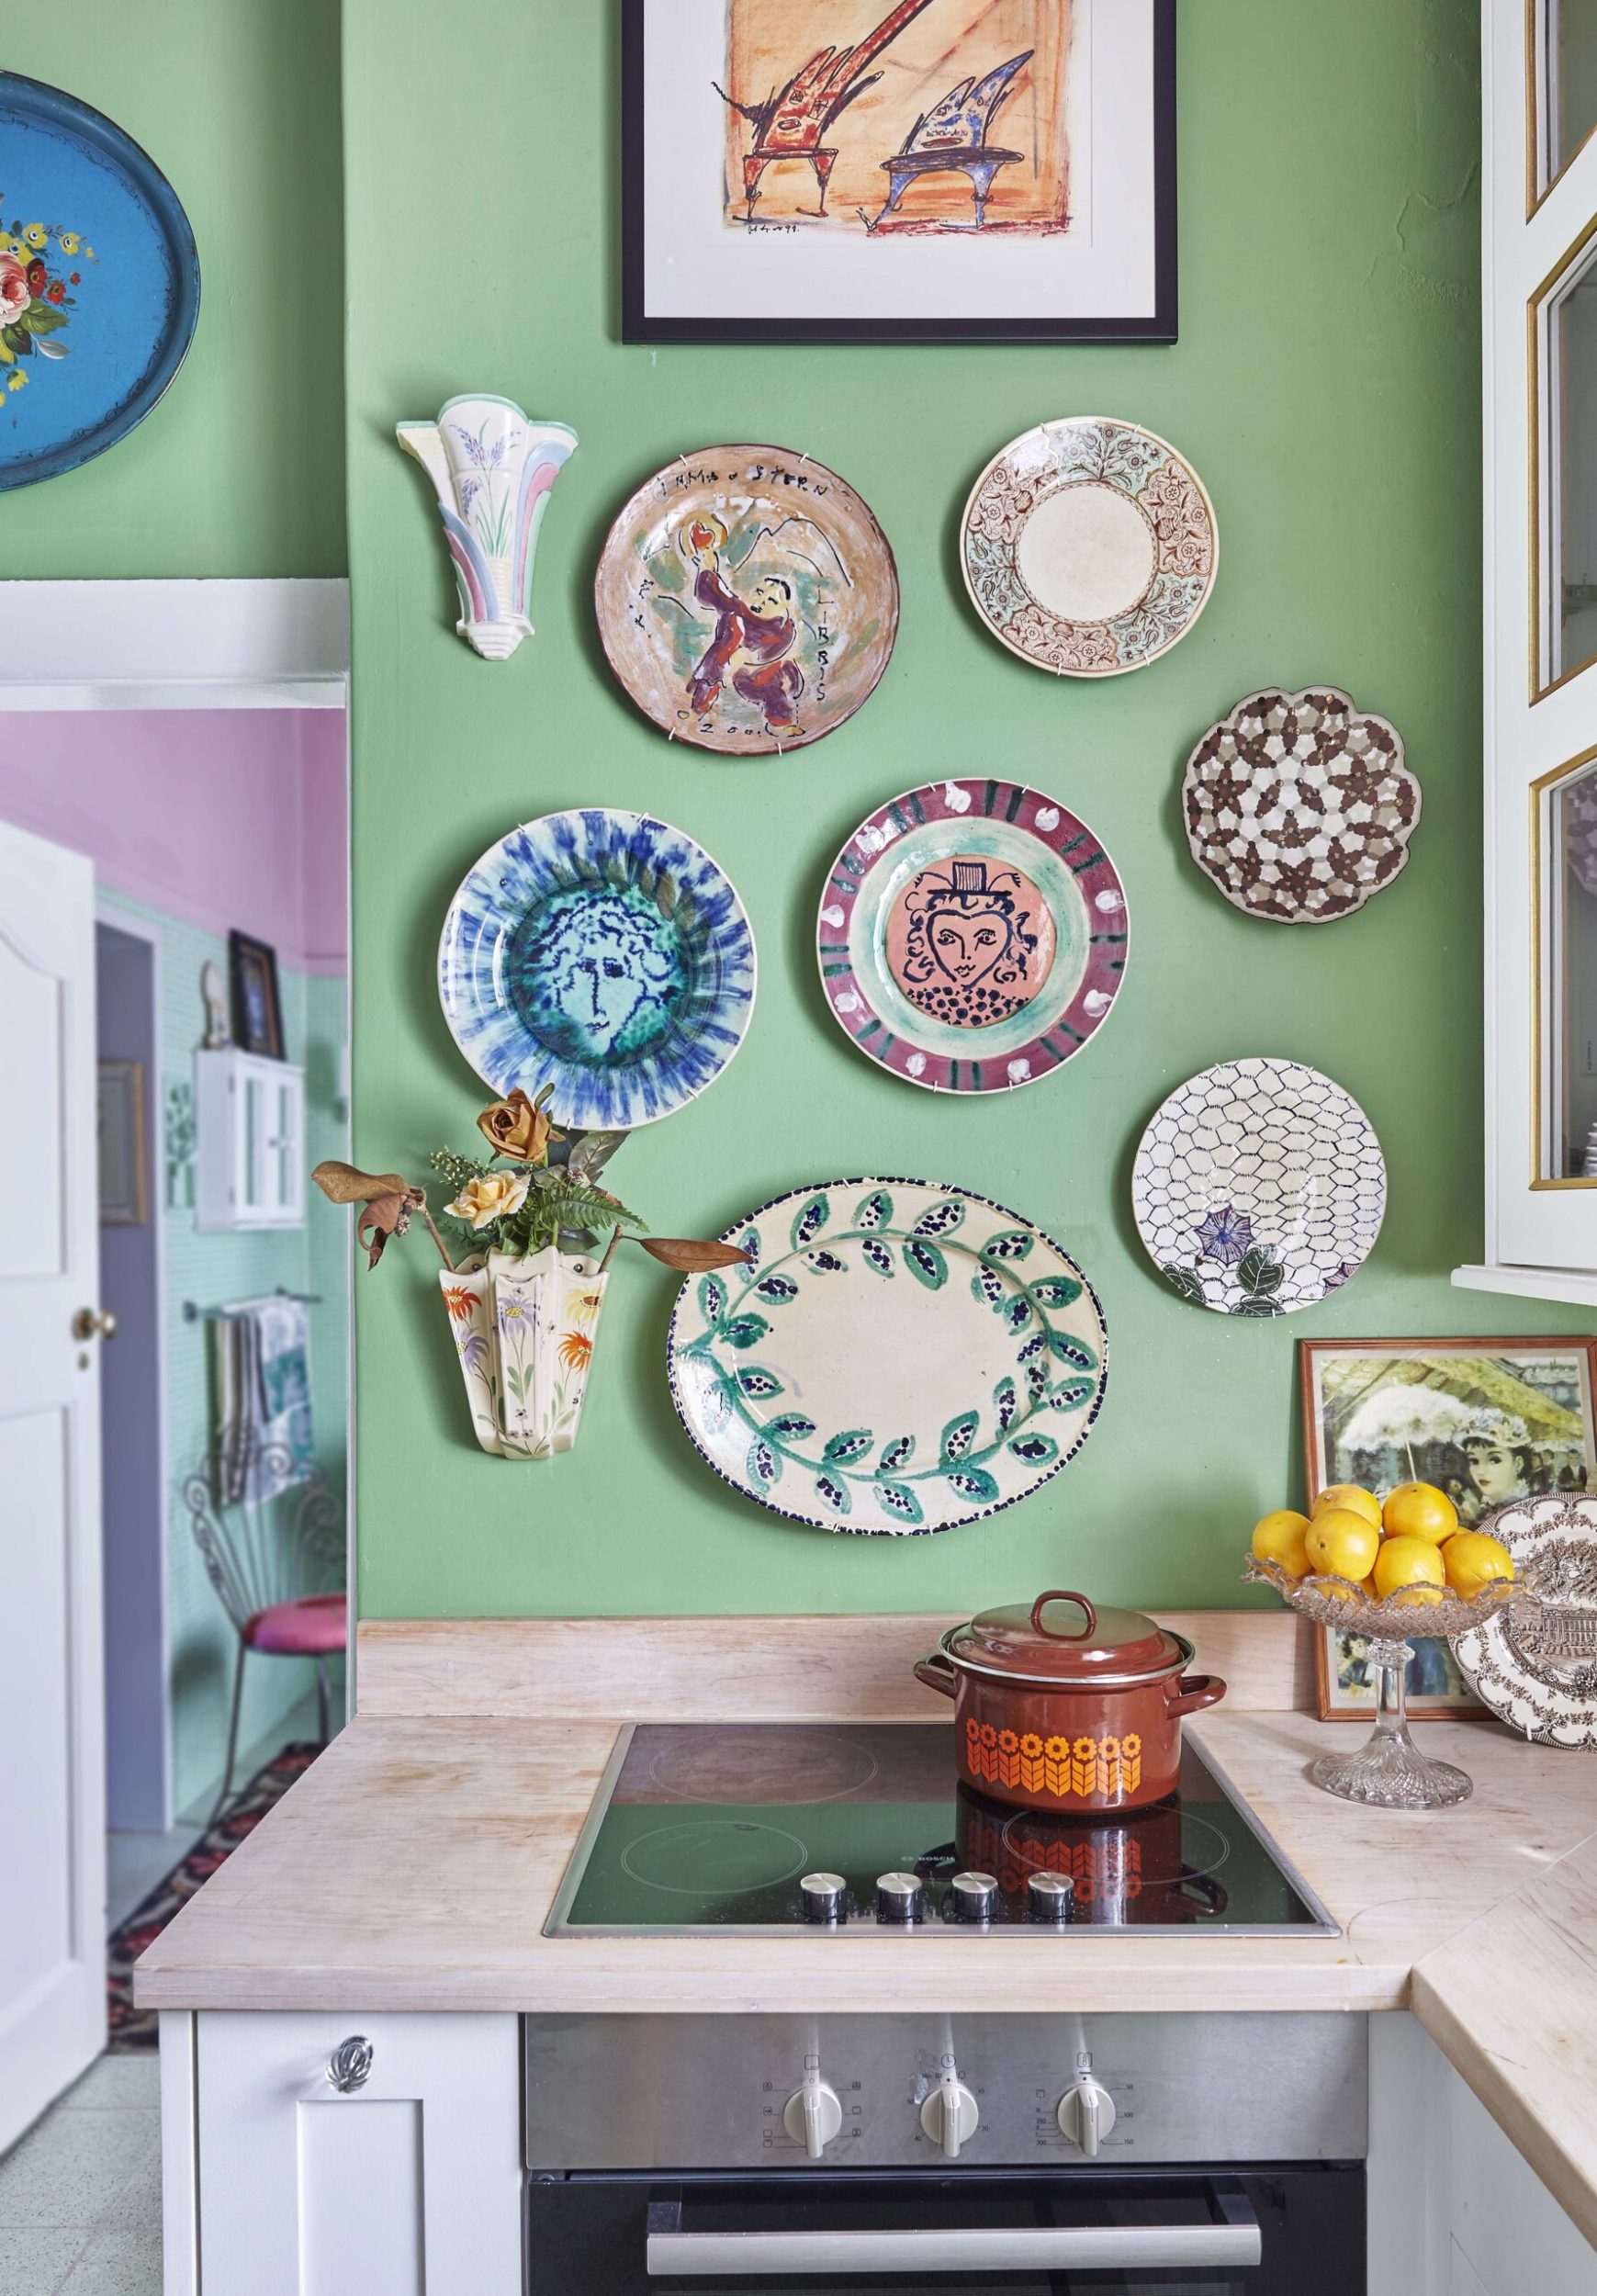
[439, 810, 758, 1131]
[0, 73, 199, 490]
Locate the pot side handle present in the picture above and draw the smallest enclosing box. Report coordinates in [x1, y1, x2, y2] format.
[914, 1652, 959, 1701]
[1166, 1672, 1226, 1717]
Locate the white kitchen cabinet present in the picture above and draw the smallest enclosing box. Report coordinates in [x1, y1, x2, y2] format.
[1462, 1, 1597, 1302]
[194, 1048, 306, 1231]
[177, 2009, 522, 2296]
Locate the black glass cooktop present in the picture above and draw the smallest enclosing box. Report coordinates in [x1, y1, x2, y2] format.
[544, 1724, 1336, 1938]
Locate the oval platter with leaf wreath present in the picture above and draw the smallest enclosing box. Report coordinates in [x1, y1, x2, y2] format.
[667, 1178, 1108, 1536]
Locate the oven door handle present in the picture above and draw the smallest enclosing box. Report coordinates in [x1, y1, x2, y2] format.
[645, 2188, 1263, 2277]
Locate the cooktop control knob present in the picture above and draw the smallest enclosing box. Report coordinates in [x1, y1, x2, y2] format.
[875, 1872, 926, 1925]
[782, 2072, 843, 2160]
[1028, 1872, 1075, 1926]
[948, 1871, 1000, 1925]
[1057, 2073, 1117, 2156]
[919, 2071, 981, 2159]
[800, 1872, 848, 1925]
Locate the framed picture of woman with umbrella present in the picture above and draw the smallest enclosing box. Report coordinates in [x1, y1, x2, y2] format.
[1299, 1336, 1597, 1719]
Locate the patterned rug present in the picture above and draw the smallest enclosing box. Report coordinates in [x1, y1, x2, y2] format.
[107, 1742, 320, 2052]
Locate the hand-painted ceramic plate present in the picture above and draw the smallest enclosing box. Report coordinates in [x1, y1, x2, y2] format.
[0, 73, 199, 491]
[594, 445, 900, 756]
[816, 779, 1128, 1094]
[438, 810, 756, 1131]
[668, 1179, 1108, 1536]
[1183, 688, 1421, 925]
[1454, 1495, 1597, 1746]
[962, 417, 1217, 677]
[1131, 1058, 1386, 1316]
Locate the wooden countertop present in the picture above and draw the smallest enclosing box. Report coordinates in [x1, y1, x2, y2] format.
[133, 1615, 1597, 2245]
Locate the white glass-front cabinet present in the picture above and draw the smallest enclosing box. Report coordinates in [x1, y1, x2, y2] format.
[1464, 1, 1597, 1304]
[193, 1048, 306, 1232]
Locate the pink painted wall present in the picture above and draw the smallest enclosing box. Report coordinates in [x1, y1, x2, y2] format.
[0, 710, 347, 970]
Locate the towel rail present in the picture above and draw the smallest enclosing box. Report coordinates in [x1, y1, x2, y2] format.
[182, 1287, 323, 1322]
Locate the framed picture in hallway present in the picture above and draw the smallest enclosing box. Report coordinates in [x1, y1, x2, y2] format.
[229, 931, 285, 1060]
[622, 0, 1176, 343]
[97, 1059, 147, 1225]
[1299, 1335, 1597, 1719]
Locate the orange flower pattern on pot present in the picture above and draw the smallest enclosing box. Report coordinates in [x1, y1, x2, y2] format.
[964, 1716, 1142, 1802]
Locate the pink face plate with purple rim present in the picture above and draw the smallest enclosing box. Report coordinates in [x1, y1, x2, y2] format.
[817, 779, 1129, 1093]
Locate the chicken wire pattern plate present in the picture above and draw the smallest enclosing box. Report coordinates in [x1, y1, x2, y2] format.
[1454, 1495, 1597, 1745]
[1182, 687, 1421, 925]
[1131, 1058, 1387, 1316]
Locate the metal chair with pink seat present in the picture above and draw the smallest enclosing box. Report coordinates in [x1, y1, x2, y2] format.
[184, 1437, 346, 1823]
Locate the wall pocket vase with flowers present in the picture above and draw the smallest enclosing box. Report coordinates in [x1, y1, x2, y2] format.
[315, 1087, 745, 1462]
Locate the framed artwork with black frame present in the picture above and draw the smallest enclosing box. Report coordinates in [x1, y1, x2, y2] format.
[97, 1059, 147, 1226]
[622, 0, 1176, 345]
[229, 930, 285, 1060]
[1299, 1335, 1597, 1720]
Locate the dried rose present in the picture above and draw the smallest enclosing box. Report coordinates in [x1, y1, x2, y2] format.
[445, 1170, 531, 1231]
[476, 1088, 552, 1165]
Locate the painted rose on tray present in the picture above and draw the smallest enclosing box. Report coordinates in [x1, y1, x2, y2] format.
[0, 215, 95, 393]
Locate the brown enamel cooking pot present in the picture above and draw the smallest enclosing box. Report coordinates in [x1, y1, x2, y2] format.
[915, 1588, 1226, 1816]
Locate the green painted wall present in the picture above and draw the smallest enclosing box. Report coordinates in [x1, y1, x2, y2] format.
[4, 0, 344, 577]
[344, 0, 1591, 1623]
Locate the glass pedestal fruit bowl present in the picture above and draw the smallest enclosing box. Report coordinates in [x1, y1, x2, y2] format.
[1243, 1557, 1515, 1809]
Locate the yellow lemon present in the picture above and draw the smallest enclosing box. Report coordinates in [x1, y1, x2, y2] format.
[1442, 1531, 1514, 1600]
[1251, 1509, 1312, 1576]
[1305, 1508, 1381, 1582]
[1373, 1535, 1445, 1607]
[1313, 1483, 1382, 1529]
[1321, 1576, 1376, 1605]
[1381, 1480, 1458, 1546]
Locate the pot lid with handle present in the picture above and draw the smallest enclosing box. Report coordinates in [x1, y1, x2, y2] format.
[946, 1589, 1187, 1684]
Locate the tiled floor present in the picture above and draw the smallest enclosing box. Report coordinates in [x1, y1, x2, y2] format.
[0, 2055, 162, 2296]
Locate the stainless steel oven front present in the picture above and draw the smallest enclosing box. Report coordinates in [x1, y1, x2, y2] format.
[524, 2011, 1367, 2291]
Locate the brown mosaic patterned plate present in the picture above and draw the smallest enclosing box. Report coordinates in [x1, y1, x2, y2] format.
[1182, 687, 1421, 926]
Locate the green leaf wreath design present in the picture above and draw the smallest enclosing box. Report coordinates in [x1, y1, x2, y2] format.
[678, 1193, 1101, 1523]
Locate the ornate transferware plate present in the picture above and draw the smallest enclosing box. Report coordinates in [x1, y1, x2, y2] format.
[668, 1179, 1108, 1536]
[438, 810, 756, 1131]
[1183, 688, 1421, 925]
[1131, 1058, 1386, 1316]
[0, 73, 199, 491]
[1454, 1495, 1597, 1745]
[961, 417, 1217, 677]
[594, 444, 899, 756]
[816, 779, 1128, 1093]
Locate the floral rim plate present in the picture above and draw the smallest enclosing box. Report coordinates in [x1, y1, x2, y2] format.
[1130, 1058, 1386, 1316]
[0, 73, 200, 492]
[961, 417, 1218, 678]
[816, 778, 1128, 1094]
[594, 444, 900, 756]
[1454, 1495, 1597, 1746]
[438, 809, 756, 1132]
[1183, 687, 1421, 925]
[668, 1178, 1108, 1536]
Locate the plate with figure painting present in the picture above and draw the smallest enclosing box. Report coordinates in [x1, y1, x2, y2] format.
[593, 444, 900, 757]
[816, 779, 1128, 1093]
[668, 1178, 1108, 1536]
[438, 810, 757, 1131]
[962, 417, 1217, 677]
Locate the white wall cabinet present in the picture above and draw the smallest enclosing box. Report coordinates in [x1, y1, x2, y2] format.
[174, 2009, 523, 2295]
[194, 1048, 306, 1231]
[1462, 0, 1597, 1304]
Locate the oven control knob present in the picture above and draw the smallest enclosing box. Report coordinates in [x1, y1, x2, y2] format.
[1028, 1872, 1075, 1926]
[1057, 2075, 1117, 2155]
[875, 1872, 926, 1925]
[948, 1871, 999, 1925]
[800, 1872, 848, 1925]
[782, 2076, 843, 2160]
[919, 2073, 980, 2159]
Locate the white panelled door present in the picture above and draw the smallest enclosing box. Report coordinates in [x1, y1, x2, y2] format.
[0, 819, 107, 2152]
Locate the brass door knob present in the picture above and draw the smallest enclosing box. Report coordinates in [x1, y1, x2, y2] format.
[72, 1307, 118, 1342]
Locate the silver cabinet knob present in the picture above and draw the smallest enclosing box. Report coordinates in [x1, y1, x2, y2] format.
[72, 1307, 118, 1342]
[1057, 2075, 1117, 2155]
[875, 1872, 925, 1924]
[800, 1872, 848, 1925]
[919, 2073, 980, 2158]
[327, 2036, 374, 2094]
[782, 2075, 842, 2159]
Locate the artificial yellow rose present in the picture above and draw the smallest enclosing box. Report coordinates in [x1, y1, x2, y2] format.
[445, 1170, 531, 1231]
[476, 1087, 552, 1165]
